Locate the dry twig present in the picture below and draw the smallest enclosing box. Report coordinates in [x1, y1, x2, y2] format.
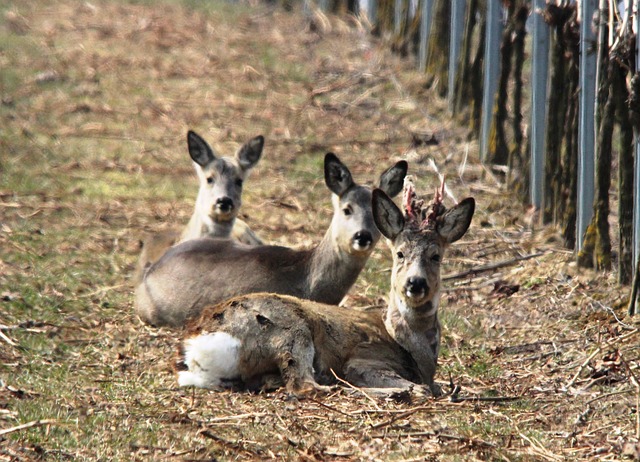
[369, 406, 430, 430]
[371, 430, 495, 448]
[0, 419, 60, 436]
[565, 329, 639, 390]
[330, 369, 381, 411]
[444, 252, 545, 281]
[0, 329, 18, 348]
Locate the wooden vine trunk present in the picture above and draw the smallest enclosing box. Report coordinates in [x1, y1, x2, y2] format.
[578, 41, 613, 270]
[425, 0, 450, 97]
[613, 54, 635, 284]
[453, 0, 484, 136]
[375, 0, 395, 33]
[559, 10, 580, 249]
[542, 7, 570, 225]
[388, 0, 422, 58]
[487, 1, 515, 166]
[507, 3, 529, 200]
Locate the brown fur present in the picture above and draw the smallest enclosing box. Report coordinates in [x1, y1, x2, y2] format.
[176, 188, 475, 396]
[181, 293, 419, 392]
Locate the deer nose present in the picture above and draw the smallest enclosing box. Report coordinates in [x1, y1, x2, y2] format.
[215, 197, 234, 213]
[353, 231, 373, 249]
[405, 276, 428, 296]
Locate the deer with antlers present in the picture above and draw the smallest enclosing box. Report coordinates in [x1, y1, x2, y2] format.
[176, 177, 475, 396]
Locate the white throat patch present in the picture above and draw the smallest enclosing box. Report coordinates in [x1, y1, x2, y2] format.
[394, 290, 440, 319]
[395, 293, 410, 316]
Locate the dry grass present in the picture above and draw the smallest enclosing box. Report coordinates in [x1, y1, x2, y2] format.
[1, 0, 639, 460]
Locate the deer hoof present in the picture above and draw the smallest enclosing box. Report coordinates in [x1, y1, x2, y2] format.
[429, 382, 442, 397]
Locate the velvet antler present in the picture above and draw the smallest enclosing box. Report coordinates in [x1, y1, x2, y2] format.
[402, 176, 423, 224]
[402, 176, 446, 230]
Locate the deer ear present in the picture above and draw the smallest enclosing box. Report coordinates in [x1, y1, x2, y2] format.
[378, 160, 408, 198]
[437, 197, 475, 244]
[324, 153, 354, 197]
[237, 135, 264, 171]
[187, 130, 216, 167]
[373, 189, 405, 240]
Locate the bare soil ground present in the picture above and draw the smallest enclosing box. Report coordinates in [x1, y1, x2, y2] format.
[1, 0, 639, 460]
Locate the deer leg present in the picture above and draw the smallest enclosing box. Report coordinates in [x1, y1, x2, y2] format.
[344, 358, 442, 396]
[275, 333, 330, 395]
[344, 359, 417, 390]
[344, 364, 441, 397]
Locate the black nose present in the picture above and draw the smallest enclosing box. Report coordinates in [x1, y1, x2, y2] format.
[216, 197, 234, 212]
[353, 231, 373, 248]
[405, 276, 427, 294]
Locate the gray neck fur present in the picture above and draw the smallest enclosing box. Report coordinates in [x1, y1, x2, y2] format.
[180, 214, 235, 242]
[384, 293, 441, 386]
[306, 227, 369, 304]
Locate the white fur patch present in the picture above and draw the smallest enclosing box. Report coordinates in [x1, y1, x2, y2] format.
[427, 294, 440, 316]
[200, 213, 215, 229]
[395, 291, 440, 318]
[395, 293, 410, 316]
[352, 241, 372, 252]
[178, 332, 241, 388]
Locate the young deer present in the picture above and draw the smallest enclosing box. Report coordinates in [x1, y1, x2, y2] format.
[135, 154, 408, 327]
[176, 180, 475, 396]
[133, 130, 264, 283]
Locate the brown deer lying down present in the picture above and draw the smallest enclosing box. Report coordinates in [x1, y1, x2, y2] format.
[133, 130, 264, 284]
[176, 180, 475, 396]
[135, 153, 408, 328]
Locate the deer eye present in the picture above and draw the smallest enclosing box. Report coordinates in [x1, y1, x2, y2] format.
[431, 254, 441, 263]
[396, 251, 405, 261]
[207, 177, 214, 184]
[235, 178, 243, 188]
[343, 206, 352, 216]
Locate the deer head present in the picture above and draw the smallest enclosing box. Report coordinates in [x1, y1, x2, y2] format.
[373, 177, 475, 318]
[324, 153, 407, 257]
[187, 130, 263, 226]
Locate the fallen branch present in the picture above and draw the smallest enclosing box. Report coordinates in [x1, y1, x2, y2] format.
[443, 252, 546, 281]
[306, 397, 352, 417]
[349, 405, 437, 416]
[369, 406, 430, 430]
[564, 328, 639, 390]
[585, 389, 632, 405]
[0, 419, 59, 436]
[199, 429, 265, 457]
[0, 330, 18, 348]
[160, 446, 207, 459]
[273, 136, 398, 149]
[371, 430, 495, 448]
[449, 383, 520, 404]
[449, 395, 521, 404]
[204, 412, 268, 424]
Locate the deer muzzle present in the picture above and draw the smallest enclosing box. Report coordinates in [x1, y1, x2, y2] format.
[214, 197, 235, 217]
[351, 230, 373, 251]
[404, 276, 428, 299]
